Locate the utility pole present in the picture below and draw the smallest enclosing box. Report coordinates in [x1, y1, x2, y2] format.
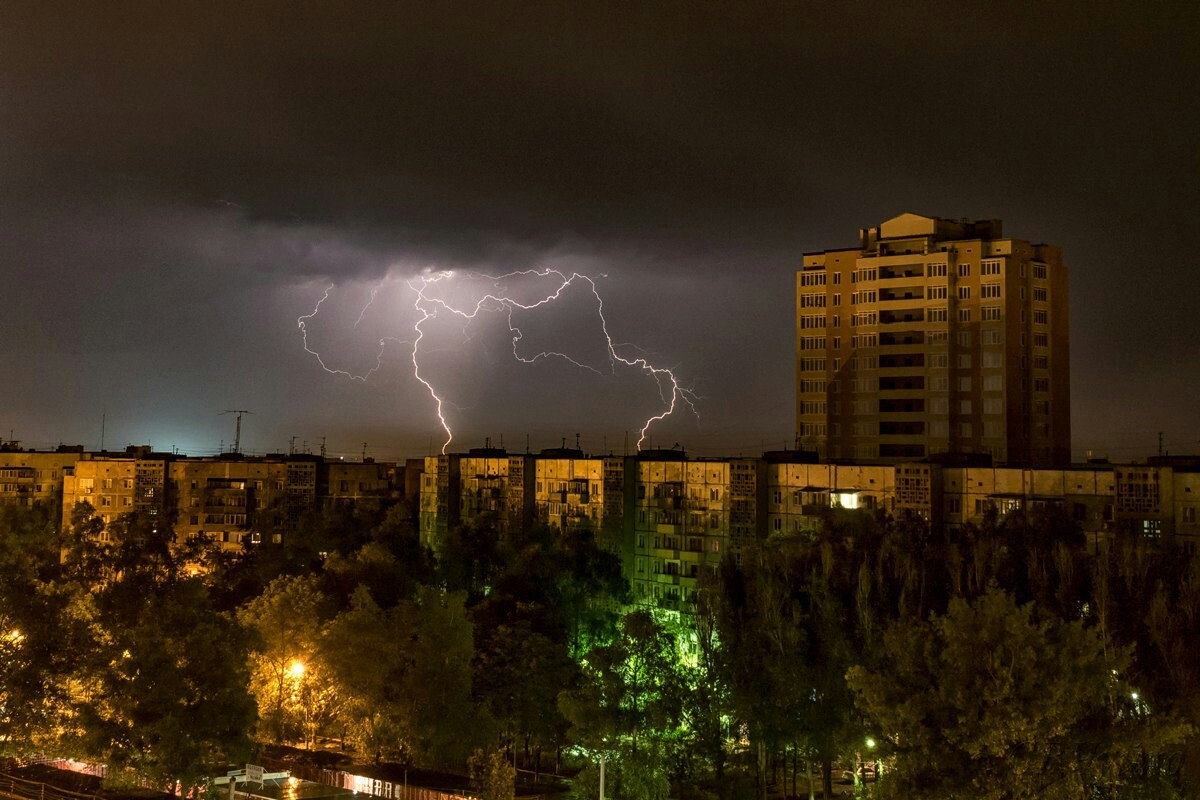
[320, 437, 326, 458]
[1158, 431, 1164, 457]
[290, 436, 298, 455]
[221, 410, 252, 454]
[362, 442, 368, 461]
[101, 413, 106, 452]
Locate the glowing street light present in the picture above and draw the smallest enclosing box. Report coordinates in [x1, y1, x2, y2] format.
[288, 659, 306, 679]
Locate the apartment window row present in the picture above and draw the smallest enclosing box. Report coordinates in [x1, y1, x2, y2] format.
[984, 329, 1002, 345]
[800, 336, 826, 350]
[799, 422, 826, 436]
[799, 379, 826, 393]
[929, 330, 949, 344]
[851, 399, 878, 415]
[929, 307, 948, 322]
[928, 285, 948, 300]
[855, 355, 879, 370]
[852, 267, 878, 282]
[799, 358, 826, 372]
[928, 263, 948, 277]
[1034, 355, 1049, 369]
[800, 314, 826, 329]
[1034, 287, 1048, 302]
[800, 400, 827, 415]
[851, 333, 878, 348]
[852, 311, 878, 326]
[959, 309, 971, 322]
[1032, 263, 1047, 279]
[981, 259, 1002, 275]
[800, 292, 827, 308]
[1034, 332, 1048, 347]
[852, 290, 877, 304]
[1034, 309, 1048, 324]
[984, 374, 1003, 390]
[981, 283, 1001, 298]
[800, 271, 826, 286]
[1034, 378, 1050, 392]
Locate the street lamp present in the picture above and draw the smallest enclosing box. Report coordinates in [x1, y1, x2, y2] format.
[289, 659, 306, 679]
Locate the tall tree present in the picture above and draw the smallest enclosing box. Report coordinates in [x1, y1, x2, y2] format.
[847, 588, 1192, 799]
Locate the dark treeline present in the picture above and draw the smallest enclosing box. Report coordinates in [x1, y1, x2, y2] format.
[1, 498, 1198, 799]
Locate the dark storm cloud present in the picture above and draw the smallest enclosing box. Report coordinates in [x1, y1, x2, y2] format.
[1, 1, 1198, 457]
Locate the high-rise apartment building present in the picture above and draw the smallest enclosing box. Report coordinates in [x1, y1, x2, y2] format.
[797, 213, 1070, 466]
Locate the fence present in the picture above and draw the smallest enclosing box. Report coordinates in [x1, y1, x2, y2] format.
[0, 771, 101, 800]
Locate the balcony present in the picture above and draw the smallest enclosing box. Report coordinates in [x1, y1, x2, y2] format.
[880, 353, 925, 369]
[879, 376, 925, 391]
[880, 309, 925, 325]
[880, 399, 926, 413]
[880, 331, 924, 347]
[880, 287, 925, 302]
[879, 264, 925, 280]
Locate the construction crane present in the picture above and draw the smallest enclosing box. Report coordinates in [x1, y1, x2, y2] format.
[221, 410, 252, 454]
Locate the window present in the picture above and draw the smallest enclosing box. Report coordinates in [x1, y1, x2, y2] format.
[800, 271, 826, 286]
[983, 352, 1003, 369]
[984, 398, 1004, 414]
[852, 290, 877, 304]
[928, 307, 948, 322]
[931, 398, 949, 414]
[1033, 263, 1047, 279]
[949, 497, 962, 513]
[1034, 378, 1050, 392]
[800, 379, 826, 393]
[959, 378, 972, 392]
[981, 283, 1001, 298]
[852, 311, 878, 326]
[833, 273, 842, 284]
[1034, 332, 1049, 347]
[983, 374, 1003, 391]
[1034, 309, 1048, 324]
[928, 285, 948, 299]
[1034, 355, 1049, 369]
[833, 294, 841, 306]
[832, 337, 841, 349]
[931, 376, 950, 391]
[800, 336, 826, 350]
[958, 354, 972, 369]
[981, 305, 1001, 321]
[1034, 287, 1048, 302]
[984, 421, 1003, 438]
[958, 286, 971, 300]
[984, 329, 1002, 345]
[929, 329, 949, 344]
[930, 421, 949, 437]
[928, 263, 948, 277]
[961, 422, 973, 437]
[959, 309, 971, 322]
[800, 315, 826, 329]
[800, 293, 827, 307]
[1184, 507, 1197, 524]
[958, 263, 971, 277]
[931, 353, 950, 368]
[799, 358, 826, 372]
[958, 331, 971, 346]
[981, 260, 1002, 275]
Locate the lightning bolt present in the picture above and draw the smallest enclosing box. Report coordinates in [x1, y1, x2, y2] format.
[297, 284, 405, 382]
[298, 268, 698, 455]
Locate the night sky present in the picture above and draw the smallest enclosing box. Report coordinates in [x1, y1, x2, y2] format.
[2, 2, 1197, 461]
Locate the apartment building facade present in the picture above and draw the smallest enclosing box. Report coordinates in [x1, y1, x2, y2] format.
[797, 213, 1070, 466]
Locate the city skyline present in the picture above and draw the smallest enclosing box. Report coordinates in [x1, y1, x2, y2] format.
[2, 3, 1197, 461]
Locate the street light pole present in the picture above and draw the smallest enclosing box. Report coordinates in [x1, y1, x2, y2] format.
[598, 756, 605, 800]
